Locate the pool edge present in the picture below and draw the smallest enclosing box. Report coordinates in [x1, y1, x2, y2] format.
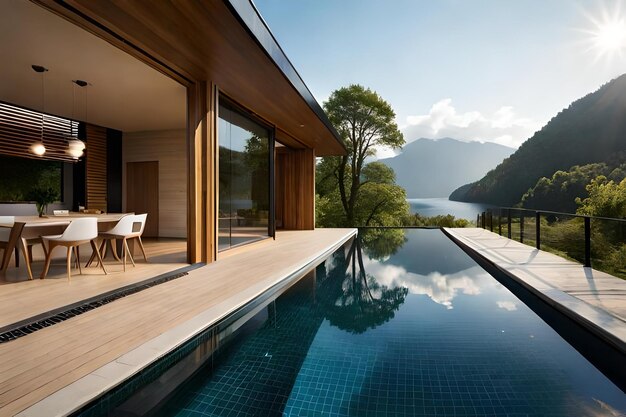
[15, 228, 358, 417]
[442, 227, 626, 354]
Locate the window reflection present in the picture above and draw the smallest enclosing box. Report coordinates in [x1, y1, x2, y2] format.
[218, 102, 270, 251]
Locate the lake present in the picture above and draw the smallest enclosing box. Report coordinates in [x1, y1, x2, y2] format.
[408, 198, 494, 220]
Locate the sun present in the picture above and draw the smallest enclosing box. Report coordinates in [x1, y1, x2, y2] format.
[579, 2, 626, 61]
[592, 18, 626, 52]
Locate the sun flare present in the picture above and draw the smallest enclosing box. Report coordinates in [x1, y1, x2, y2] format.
[593, 18, 626, 52]
[579, 2, 626, 61]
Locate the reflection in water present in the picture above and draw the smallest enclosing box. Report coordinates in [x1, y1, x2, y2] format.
[358, 228, 483, 309]
[497, 300, 518, 311]
[366, 259, 483, 309]
[163, 229, 626, 417]
[318, 237, 408, 333]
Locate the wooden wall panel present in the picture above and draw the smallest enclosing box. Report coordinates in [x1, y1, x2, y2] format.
[126, 161, 159, 237]
[276, 148, 315, 230]
[123, 129, 187, 238]
[85, 124, 107, 211]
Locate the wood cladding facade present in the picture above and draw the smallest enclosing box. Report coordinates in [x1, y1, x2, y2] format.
[32, 0, 346, 264]
[276, 148, 315, 230]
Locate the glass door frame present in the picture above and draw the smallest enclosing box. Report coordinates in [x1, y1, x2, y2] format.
[217, 94, 275, 252]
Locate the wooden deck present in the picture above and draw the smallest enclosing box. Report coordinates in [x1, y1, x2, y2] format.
[445, 228, 626, 350]
[0, 228, 356, 416]
[0, 238, 188, 330]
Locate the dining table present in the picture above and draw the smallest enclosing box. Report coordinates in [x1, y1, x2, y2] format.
[0, 213, 130, 280]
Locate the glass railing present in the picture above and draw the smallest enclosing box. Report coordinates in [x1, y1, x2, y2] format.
[477, 208, 626, 279]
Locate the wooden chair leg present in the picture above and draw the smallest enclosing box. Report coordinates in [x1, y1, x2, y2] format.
[122, 238, 127, 272]
[137, 236, 148, 262]
[111, 239, 122, 262]
[19, 238, 34, 280]
[27, 245, 33, 264]
[76, 246, 82, 275]
[124, 238, 135, 268]
[86, 248, 95, 268]
[87, 240, 104, 268]
[40, 242, 56, 280]
[90, 240, 107, 275]
[66, 246, 72, 282]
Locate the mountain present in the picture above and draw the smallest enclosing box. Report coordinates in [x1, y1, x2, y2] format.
[450, 73, 626, 206]
[378, 138, 514, 198]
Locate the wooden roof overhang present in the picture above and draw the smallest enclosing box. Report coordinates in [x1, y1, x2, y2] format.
[33, 0, 346, 156]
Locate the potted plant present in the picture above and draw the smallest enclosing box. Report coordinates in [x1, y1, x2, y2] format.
[28, 187, 59, 217]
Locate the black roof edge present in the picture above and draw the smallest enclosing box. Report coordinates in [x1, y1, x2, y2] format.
[223, 0, 346, 153]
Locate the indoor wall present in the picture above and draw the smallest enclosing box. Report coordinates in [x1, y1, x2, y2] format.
[123, 129, 187, 239]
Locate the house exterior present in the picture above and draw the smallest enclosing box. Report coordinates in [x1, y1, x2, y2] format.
[0, 1, 356, 414]
[1, 0, 346, 263]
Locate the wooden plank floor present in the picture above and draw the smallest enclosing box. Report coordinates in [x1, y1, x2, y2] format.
[0, 238, 188, 330]
[445, 228, 626, 347]
[0, 228, 355, 416]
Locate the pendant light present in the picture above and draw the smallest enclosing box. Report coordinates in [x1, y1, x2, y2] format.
[67, 79, 87, 159]
[30, 65, 48, 156]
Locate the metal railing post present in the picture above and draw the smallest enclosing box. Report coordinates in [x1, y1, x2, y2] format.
[520, 212, 524, 243]
[476, 214, 480, 227]
[489, 211, 493, 232]
[535, 211, 541, 249]
[584, 216, 591, 267]
[481, 212, 485, 229]
[498, 210, 502, 236]
[507, 209, 512, 239]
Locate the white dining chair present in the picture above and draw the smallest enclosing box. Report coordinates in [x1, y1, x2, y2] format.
[131, 214, 149, 263]
[40, 217, 106, 281]
[91, 214, 148, 272]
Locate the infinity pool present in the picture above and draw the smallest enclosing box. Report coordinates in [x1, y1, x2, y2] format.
[157, 229, 625, 416]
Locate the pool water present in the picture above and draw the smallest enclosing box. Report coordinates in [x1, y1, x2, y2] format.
[159, 229, 626, 417]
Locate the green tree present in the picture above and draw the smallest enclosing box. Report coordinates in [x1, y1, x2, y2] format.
[316, 162, 409, 227]
[576, 176, 626, 218]
[520, 163, 618, 213]
[318, 85, 405, 226]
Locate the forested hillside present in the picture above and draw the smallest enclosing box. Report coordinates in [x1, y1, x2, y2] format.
[450, 74, 626, 206]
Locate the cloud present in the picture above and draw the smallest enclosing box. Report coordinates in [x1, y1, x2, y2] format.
[401, 99, 542, 148]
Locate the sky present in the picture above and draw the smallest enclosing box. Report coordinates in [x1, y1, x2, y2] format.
[254, 0, 626, 157]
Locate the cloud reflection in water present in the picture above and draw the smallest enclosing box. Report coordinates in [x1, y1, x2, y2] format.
[362, 256, 486, 309]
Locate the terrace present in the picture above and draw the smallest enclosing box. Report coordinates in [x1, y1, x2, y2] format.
[0, 229, 355, 415]
[0, 0, 625, 416]
[0, 0, 352, 414]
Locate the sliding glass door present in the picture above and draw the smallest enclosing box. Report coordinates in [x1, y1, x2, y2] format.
[218, 101, 271, 251]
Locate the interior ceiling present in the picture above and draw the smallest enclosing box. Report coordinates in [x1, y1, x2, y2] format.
[0, 0, 186, 133]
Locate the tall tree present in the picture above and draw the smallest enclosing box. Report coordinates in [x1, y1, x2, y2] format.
[320, 84, 405, 226]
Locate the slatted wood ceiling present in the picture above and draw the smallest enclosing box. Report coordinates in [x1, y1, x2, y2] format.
[86, 124, 107, 210]
[0, 102, 80, 163]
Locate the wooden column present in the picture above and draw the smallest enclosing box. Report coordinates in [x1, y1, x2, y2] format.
[187, 81, 207, 263]
[206, 83, 218, 262]
[276, 147, 315, 230]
